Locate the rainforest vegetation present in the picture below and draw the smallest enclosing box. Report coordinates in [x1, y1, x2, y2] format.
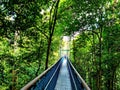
[0, 0, 120, 90]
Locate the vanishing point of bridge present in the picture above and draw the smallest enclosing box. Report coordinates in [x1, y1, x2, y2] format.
[21, 57, 90, 90]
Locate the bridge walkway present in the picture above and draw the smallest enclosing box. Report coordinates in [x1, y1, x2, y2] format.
[54, 58, 72, 90]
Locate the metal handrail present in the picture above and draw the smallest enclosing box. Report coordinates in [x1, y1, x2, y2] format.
[67, 60, 78, 90]
[68, 59, 91, 90]
[21, 59, 61, 90]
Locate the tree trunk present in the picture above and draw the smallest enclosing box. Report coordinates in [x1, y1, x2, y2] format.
[12, 30, 19, 90]
[45, 36, 52, 70]
[91, 31, 96, 89]
[71, 30, 75, 62]
[35, 40, 42, 76]
[12, 70, 18, 90]
[45, 0, 60, 70]
[98, 27, 102, 90]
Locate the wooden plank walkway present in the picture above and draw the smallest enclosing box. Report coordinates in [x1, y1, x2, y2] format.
[54, 58, 72, 90]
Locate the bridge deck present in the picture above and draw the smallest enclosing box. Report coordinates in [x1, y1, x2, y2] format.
[55, 58, 72, 90]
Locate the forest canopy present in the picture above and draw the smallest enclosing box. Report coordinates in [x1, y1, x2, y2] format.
[0, 0, 120, 90]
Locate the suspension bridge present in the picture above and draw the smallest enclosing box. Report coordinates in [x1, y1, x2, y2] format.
[21, 36, 90, 90]
[21, 57, 90, 90]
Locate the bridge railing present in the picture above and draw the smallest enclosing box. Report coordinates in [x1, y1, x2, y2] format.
[67, 58, 91, 90]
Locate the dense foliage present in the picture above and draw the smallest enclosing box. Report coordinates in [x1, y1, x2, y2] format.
[0, 0, 120, 90]
[67, 0, 120, 90]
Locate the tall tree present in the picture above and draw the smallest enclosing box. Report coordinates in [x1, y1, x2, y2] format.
[45, 0, 60, 69]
